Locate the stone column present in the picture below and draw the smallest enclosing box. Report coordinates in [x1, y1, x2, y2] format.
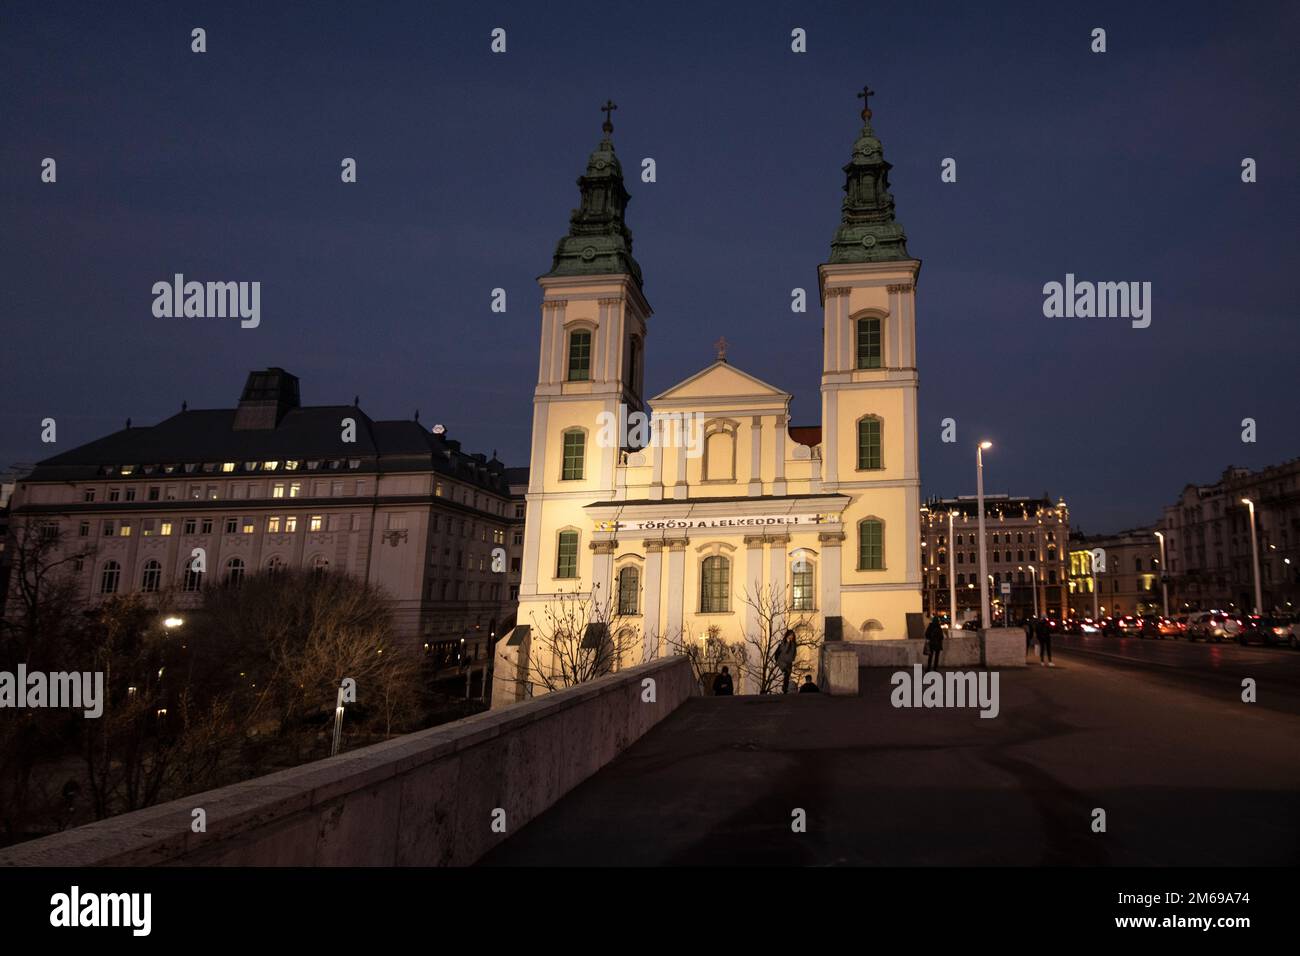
[743, 534, 765, 640]
[748, 416, 763, 496]
[768, 534, 791, 636]
[665, 537, 688, 644]
[773, 415, 788, 496]
[643, 540, 664, 661]
[590, 539, 617, 613]
[819, 531, 845, 620]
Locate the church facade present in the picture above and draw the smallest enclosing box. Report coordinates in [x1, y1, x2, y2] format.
[498, 94, 921, 702]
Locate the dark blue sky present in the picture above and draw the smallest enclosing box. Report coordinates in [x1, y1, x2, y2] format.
[2, 1, 1296, 533]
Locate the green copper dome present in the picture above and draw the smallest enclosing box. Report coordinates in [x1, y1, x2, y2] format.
[828, 90, 911, 264]
[545, 108, 643, 287]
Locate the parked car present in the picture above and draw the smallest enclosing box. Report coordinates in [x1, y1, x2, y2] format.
[1185, 611, 1242, 643]
[1113, 614, 1142, 636]
[1139, 615, 1180, 638]
[1238, 615, 1296, 647]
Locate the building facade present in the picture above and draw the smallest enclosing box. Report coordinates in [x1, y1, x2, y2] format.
[1067, 527, 1162, 618]
[498, 96, 923, 703]
[921, 495, 1070, 623]
[1161, 460, 1300, 614]
[5, 369, 522, 665]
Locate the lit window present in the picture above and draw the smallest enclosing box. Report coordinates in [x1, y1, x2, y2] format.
[310, 515, 323, 532]
[119, 522, 132, 537]
[222, 462, 236, 473]
[285, 516, 298, 533]
[289, 482, 301, 498]
[267, 516, 281, 533]
[263, 461, 279, 471]
[272, 483, 285, 498]
[242, 519, 255, 534]
[792, 562, 815, 610]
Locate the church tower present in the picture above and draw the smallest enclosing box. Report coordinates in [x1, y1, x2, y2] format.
[818, 87, 923, 638]
[518, 103, 652, 622]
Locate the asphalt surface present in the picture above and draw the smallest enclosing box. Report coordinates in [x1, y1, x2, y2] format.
[481, 643, 1300, 866]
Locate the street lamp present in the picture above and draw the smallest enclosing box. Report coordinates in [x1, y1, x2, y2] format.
[1153, 530, 1169, 617]
[1242, 498, 1263, 614]
[162, 616, 184, 630]
[976, 441, 993, 629]
[1026, 564, 1039, 618]
[948, 510, 958, 629]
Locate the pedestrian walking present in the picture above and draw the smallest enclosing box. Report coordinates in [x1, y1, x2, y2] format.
[773, 629, 798, 693]
[924, 614, 945, 671]
[1036, 616, 1054, 666]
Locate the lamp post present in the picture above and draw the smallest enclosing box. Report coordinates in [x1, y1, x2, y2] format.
[1026, 565, 1039, 618]
[948, 510, 958, 629]
[1242, 498, 1263, 614]
[1153, 530, 1169, 617]
[976, 441, 993, 629]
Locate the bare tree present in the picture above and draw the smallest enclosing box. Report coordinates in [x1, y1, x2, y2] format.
[524, 584, 640, 694]
[738, 582, 823, 695]
[661, 624, 745, 694]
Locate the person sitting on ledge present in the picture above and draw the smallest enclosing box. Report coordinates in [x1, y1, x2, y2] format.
[798, 674, 820, 694]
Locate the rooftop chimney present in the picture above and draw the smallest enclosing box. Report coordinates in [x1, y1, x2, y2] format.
[233, 368, 301, 430]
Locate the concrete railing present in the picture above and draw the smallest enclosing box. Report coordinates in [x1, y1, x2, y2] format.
[0, 655, 695, 867]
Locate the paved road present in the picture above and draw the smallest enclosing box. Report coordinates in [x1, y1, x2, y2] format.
[482, 650, 1300, 866]
[1052, 633, 1300, 715]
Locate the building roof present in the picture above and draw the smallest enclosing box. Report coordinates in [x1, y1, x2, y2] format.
[21, 369, 515, 496]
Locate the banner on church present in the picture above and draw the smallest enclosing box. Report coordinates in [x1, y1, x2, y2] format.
[595, 513, 838, 533]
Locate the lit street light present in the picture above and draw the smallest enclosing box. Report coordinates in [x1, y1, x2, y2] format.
[976, 441, 993, 629]
[1153, 530, 1169, 617]
[948, 510, 958, 629]
[1242, 498, 1263, 614]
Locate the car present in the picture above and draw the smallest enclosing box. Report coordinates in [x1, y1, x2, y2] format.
[1185, 611, 1242, 643]
[1238, 615, 1296, 647]
[1139, 614, 1180, 638]
[961, 620, 980, 631]
[1062, 618, 1083, 635]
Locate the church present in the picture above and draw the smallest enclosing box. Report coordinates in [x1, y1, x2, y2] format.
[497, 90, 921, 702]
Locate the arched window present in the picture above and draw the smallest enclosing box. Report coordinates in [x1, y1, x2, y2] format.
[858, 519, 884, 570]
[791, 559, 815, 611]
[856, 416, 883, 470]
[183, 562, 204, 592]
[266, 556, 284, 574]
[617, 566, 640, 615]
[225, 557, 245, 587]
[556, 530, 579, 579]
[100, 560, 121, 594]
[312, 555, 330, 577]
[567, 329, 592, 382]
[140, 560, 162, 593]
[700, 556, 730, 613]
[703, 422, 736, 481]
[561, 429, 585, 481]
[625, 335, 640, 388]
[855, 317, 882, 369]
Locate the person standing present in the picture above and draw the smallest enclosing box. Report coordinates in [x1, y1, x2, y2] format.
[773, 629, 798, 693]
[1036, 616, 1054, 667]
[924, 614, 945, 671]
